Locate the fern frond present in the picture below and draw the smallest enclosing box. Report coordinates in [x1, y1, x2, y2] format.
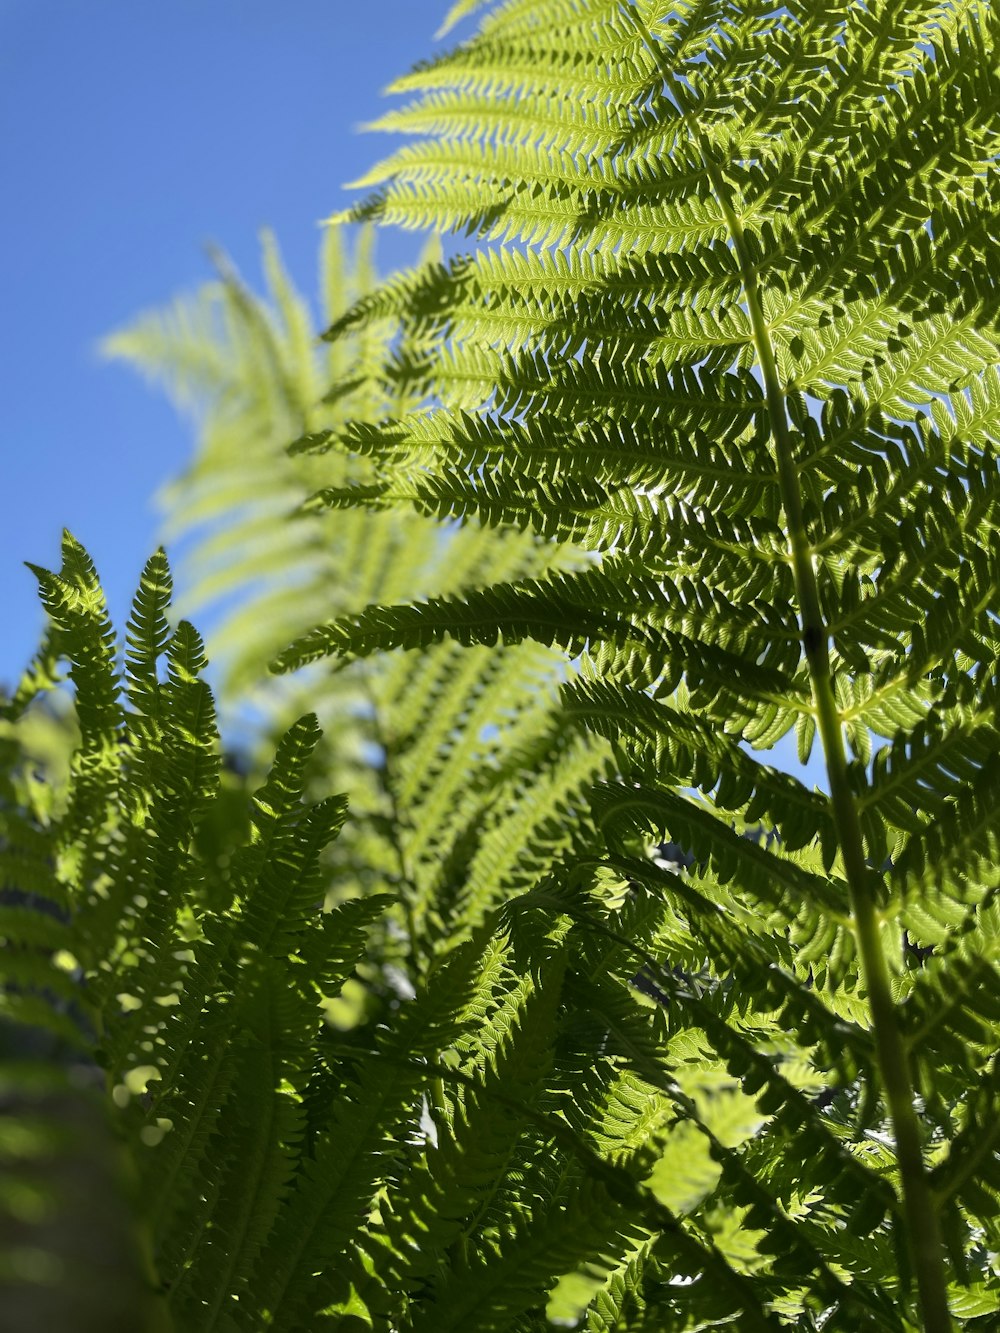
[295, 6, 997, 1317]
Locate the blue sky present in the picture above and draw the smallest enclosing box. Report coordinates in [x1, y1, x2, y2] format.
[1, 0, 453, 686]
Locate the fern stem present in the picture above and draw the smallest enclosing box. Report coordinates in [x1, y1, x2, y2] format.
[705, 158, 953, 1332]
[361, 672, 424, 981]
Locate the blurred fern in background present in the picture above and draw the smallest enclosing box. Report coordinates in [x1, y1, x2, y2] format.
[104, 227, 610, 990]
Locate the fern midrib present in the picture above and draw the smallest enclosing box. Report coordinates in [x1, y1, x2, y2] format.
[850, 318, 982, 416]
[837, 543, 1000, 693]
[407, 290, 750, 359]
[350, 179, 729, 251]
[823, 537, 968, 652]
[362, 678, 423, 979]
[145, 995, 243, 1235]
[389, 431, 777, 491]
[450, 252, 737, 308]
[786, 134, 991, 327]
[703, 145, 955, 1331]
[808, 431, 951, 563]
[200, 1051, 283, 1332]
[372, 89, 620, 141]
[861, 715, 997, 827]
[387, 58, 651, 109]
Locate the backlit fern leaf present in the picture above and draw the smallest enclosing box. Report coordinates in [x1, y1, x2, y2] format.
[273, 0, 1000, 1326]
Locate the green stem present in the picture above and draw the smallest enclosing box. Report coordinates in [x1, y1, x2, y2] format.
[706, 157, 953, 1332]
[360, 671, 424, 982]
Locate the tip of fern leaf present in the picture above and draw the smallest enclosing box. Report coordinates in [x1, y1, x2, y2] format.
[433, 0, 493, 38]
[326, 189, 389, 229]
[270, 628, 349, 676]
[268, 641, 320, 675]
[291, 709, 321, 734]
[287, 430, 334, 456]
[22, 563, 65, 611]
[95, 331, 125, 362]
[342, 165, 393, 193]
[136, 546, 172, 583]
[356, 114, 401, 138]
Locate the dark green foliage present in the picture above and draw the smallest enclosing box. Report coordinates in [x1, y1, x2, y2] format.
[2, 539, 378, 1328]
[5, 541, 808, 1332]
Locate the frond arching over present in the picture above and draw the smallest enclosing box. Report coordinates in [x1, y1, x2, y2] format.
[272, 0, 1000, 1325]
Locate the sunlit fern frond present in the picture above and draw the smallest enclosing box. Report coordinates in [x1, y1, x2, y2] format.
[272, 0, 1000, 1325]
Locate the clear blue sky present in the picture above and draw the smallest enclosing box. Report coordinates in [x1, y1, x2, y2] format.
[0, 0, 455, 686]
